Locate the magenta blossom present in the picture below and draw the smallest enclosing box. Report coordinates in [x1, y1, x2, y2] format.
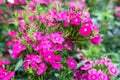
[63, 21, 69, 27]
[64, 38, 72, 51]
[108, 65, 119, 76]
[88, 69, 98, 80]
[43, 51, 55, 63]
[23, 54, 42, 70]
[11, 41, 26, 59]
[37, 62, 47, 75]
[7, 31, 18, 38]
[19, 0, 25, 4]
[51, 62, 63, 70]
[91, 24, 99, 32]
[71, 17, 81, 26]
[90, 34, 103, 44]
[2, 71, 15, 80]
[66, 57, 77, 70]
[81, 73, 89, 80]
[79, 24, 92, 37]
[0, 67, 14, 80]
[52, 43, 64, 51]
[0, 60, 11, 67]
[97, 70, 108, 80]
[51, 32, 64, 44]
[102, 57, 112, 67]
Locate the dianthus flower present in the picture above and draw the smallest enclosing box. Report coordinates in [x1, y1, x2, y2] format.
[23, 54, 42, 70]
[88, 69, 98, 80]
[79, 24, 92, 37]
[11, 41, 26, 59]
[97, 70, 108, 80]
[71, 17, 81, 26]
[66, 57, 77, 70]
[108, 65, 118, 76]
[51, 32, 64, 44]
[90, 34, 103, 44]
[64, 38, 72, 51]
[37, 62, 47, 75]
[0, 57, 14, 80]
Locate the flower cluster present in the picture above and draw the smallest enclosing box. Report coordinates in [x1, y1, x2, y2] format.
[0, 56, 14, 80]
[74, 57, 119, 80]
[6, 0, 117, 79]
[8, 0, 101, 75]
[23, 54, 47, 75]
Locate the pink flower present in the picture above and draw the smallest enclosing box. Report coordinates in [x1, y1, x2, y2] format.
[64, 38, 72, 51]
[79, 24, 92, 37]
[33, 31, 43, 40]
[91, 24, 99, 32]
[82, 18, 93, 25]
[63, 21, 69, 27]
[71, 17, 81, 25]
[107, 76, 111, 80]
[7, 31, 18, 38]
[51, 62, 63, 70]
[43, 51, 55, 63]
[83, 11, 91, 18]
[97, 70, 108, 80]
[0, 67, 14, 80]
[0, 60, 11, 67]
[7, 3, 14, 8]
[51, 32, 64, 44]
[0, 56, 11, 67]
[54, 55, 62, 62]
[95, 60, 103, 65]
[81, 73, 89, 80]
[2, 71, 15, 80]
[108, 65, 118, 76]
[102, 57, 112, 67]
[23, 54, 42, 70]
[53, 10, 67, 21]
[73, 71, 80, 79]
[52, 44, 64, 51]
[66, 57, 77, 70]
[37, 63, 47, 75]
[18, 19, 26, 31]
[37, 39, 53, 52]
[88, 69, 98, 80]
[19, 0, 25, 4]
[90, 34, 103, 44]
[11, 41, 26, 59]
[42, 51, 62, 70]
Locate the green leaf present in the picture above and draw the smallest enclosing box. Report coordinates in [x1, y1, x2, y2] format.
[14, 59, 23, 71]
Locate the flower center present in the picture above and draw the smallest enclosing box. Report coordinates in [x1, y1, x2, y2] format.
[84, 28, 87, 32]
